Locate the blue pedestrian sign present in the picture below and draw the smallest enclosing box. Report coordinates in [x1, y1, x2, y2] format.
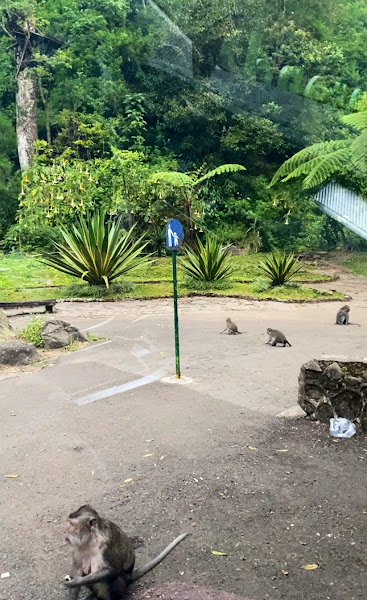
[166, 218, 184, 251]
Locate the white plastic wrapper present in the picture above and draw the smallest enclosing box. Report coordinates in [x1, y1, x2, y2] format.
[329, 417, 356, 439]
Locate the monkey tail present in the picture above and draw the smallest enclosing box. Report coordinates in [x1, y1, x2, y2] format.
[131, 533, 189, 583]
[286, 341, 292, 346]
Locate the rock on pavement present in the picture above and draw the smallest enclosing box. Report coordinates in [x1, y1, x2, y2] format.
[0, 340, 38, 365]
[0, 309, 14, 342]
[40, 320, 86, 349]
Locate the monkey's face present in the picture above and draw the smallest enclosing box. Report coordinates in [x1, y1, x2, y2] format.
[267, 328, 272, 334]
[64, 517, 94, 546]
[64, 518, 80, 545]
[226, 318, 231, 324]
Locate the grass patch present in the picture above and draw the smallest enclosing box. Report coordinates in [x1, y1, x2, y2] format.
[85, 332, 107, 342]
[0, 252, 339, 302]
[182, 277, 233, 291]
[188, 282, 343, 301]
[341, 253, 367, 277]
[18, 316, 46, 347]
[0, 253, 72, 290]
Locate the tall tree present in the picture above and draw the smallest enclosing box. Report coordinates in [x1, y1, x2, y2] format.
[1, 1, 59, 169]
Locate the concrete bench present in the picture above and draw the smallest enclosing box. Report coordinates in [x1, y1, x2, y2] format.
[0, 300, 56, 314]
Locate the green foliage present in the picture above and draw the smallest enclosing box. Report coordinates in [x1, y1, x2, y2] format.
[151, 163, 246, 243]
[0, 113, 20, 238]
[19, 316, 45, 348]
[1, 0, 367, 254]
[258, 250, 303, 286]
[183, 277, 233, 291]
[180, 235, 234, 282]
[271, 103, 367, 189]
[42, 211, 150, 286]
[2, 224, 62, 252]
[85, 332, 106, 342]
[283, 281, 302, 290]
[63, 281, 133, 298]
[342, 253, 367, 277]
[250, 278, 271, 293]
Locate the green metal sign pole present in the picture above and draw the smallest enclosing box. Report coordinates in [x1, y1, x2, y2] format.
[171, 250, 181, 378]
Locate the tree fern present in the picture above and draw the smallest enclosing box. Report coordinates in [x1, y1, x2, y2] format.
[270, 140, 349, 187]
[270, 107, 367, 190]
[150, 172, 193, 187]
[350, 131, 367, 170]
[195, 164, 246, 185]
[342, 110, 367, 132]
[151, 164, 246, 189]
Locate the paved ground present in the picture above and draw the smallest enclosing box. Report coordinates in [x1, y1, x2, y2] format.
[1, 288, 366, 599]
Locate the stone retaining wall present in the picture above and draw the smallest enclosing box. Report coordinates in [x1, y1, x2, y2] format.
[298, 358, 367, 430]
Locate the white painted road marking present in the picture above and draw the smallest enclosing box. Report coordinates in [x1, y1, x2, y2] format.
[81, 318, 113, 332]
[75, 369, 166, 405]
[132, 313, 167, 323]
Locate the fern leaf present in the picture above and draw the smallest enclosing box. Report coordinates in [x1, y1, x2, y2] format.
[150, 171, 193, 188]
[349, 131, 367, 170]
[270, 139, 350, 187]
[302, 148, 349, 188]
[195, 164, 246, 186]
[342, 111, 367, 132]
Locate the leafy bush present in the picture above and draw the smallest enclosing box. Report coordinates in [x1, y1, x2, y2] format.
[63, 281, 134, 298]
[250, 278, 271, 293]
[210, 223, 248, 247]
[258, 250, 302, 287]
[19, 317, 45, 347]
[42, 211, 151, 287]
[2, 224, 63, 252]
[183, 277, 233, 291]
[180, 235, 234, 282]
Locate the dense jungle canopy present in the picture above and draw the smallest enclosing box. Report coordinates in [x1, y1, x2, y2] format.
[0, 0, 367, 252]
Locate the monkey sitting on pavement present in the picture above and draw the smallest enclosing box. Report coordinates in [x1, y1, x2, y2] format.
[63, 505, 188, 600]
[335, 304, 361, 327]
[336, 304, 350, 325]
[221, 317, 243, 335]
[266, 327, 291, 347]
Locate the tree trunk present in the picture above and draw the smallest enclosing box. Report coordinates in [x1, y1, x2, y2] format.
[38, 78, 52, 144]
[16, 69, 38, 170]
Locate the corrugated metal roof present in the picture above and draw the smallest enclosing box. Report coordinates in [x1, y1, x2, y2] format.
[315, 183, 367, 241]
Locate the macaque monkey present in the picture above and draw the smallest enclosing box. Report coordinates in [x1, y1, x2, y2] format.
[266, 327, 291, 347]
[336, 304, 350, 325]
[335, 304, 360, 327]
[221, 317, 242, 335]
[63, 505, 188, 600]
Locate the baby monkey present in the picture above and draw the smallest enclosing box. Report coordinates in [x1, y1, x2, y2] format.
[221, 317, 242, 335]
[64, 505, 188, 600]
[335, 304, 360, 327]
[266, 327, 291, 347]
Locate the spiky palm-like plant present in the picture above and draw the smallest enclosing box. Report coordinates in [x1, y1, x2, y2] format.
[180, 235, 234, 282]
[270, 107, 367, 189]
[42, 211, 150, 287]
[258, 250, 302, 287]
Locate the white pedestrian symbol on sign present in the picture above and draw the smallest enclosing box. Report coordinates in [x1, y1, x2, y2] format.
[167, 223, 179, 247]
[166, 218, 184, 251]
